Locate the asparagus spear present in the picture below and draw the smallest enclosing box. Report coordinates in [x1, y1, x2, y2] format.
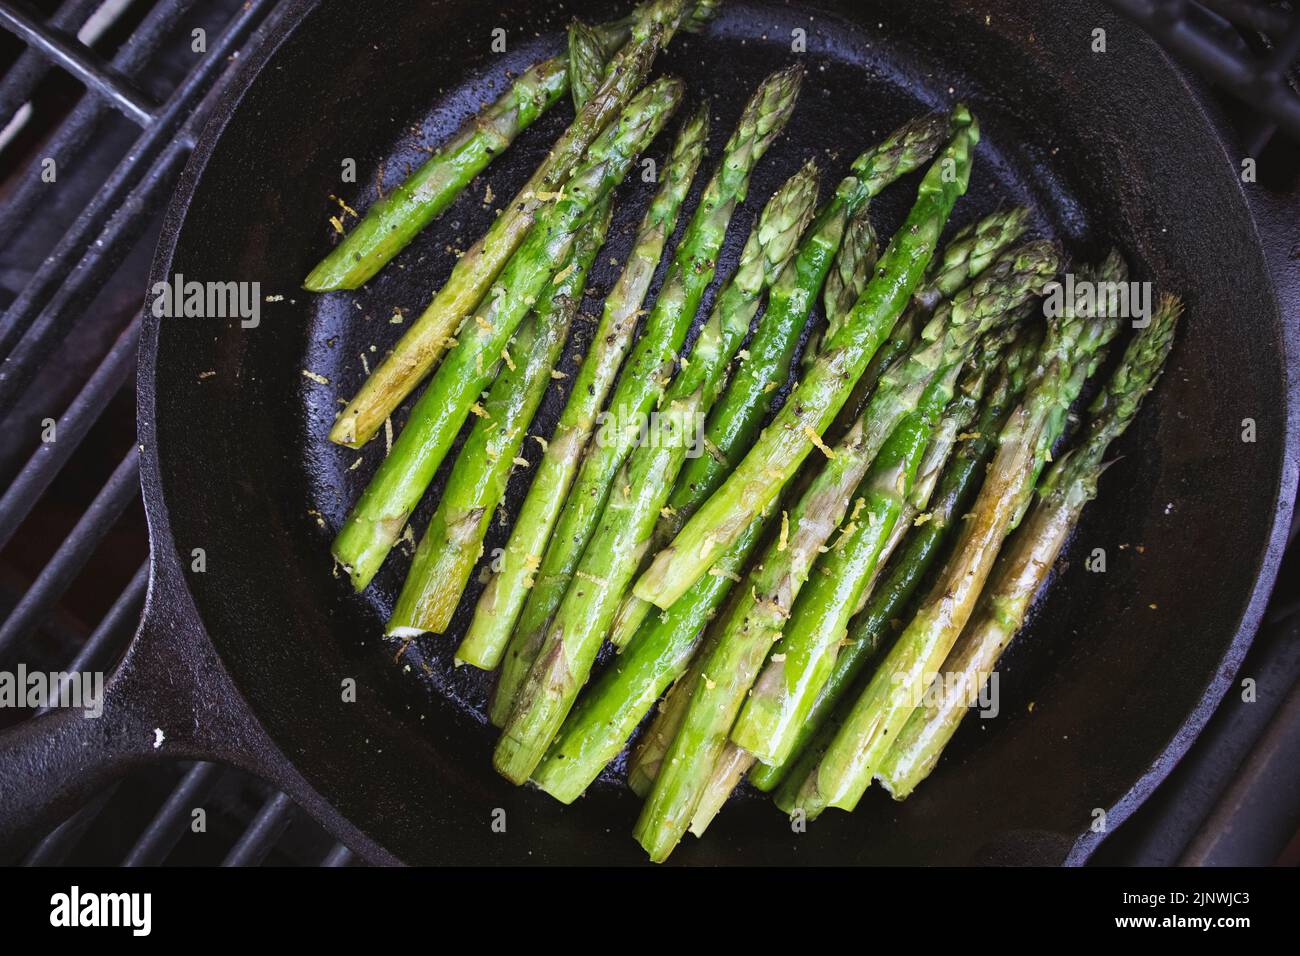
[633, 105, 979, 611]
[621, 513, 758, 796]
[757, 328, 1043, 793]
[385, 199, 613, 636]
[489, 66, 804, 724]
[494, 163, 819, 784]
[634, 241, 1053, 860]
[634, 374, 959, 861]
[788, 257, 1126, 817]
[457, 104, 708, 673]
[535, 508, 768, 801]
[798, 205, 877, 372]
[830, 207, 1031, 435]
[303, 60, 572, 293]
[331, 78, 684, 589]
[731, 321, 1022, 766]
[329, 0, 691, 448]
[568, 20, 608, 110]
[686, 335, 1016, 837]
[606, 116, 951, 650]
[620, 115, 977, 797]
[688, 741, 753, 836]
[878, 294, 1182, 798]
[658, 114, 951, 546]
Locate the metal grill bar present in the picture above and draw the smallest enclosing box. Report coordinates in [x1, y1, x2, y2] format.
[0, 313, 138, 551]
[22, 785, 118, 864]
[321, 843, 354, 867]
[1202, 0, 1297, 39]
[122, 761, 223, 866]
[0, 0, 99, 126]
[31, 562, 145, 718]
[221, 792, 296, 867]
[1102, 0, 1300, 140]
[0, 0, 156, 126]
[0, 0, 272, 382]
[0, 448, 139, 657]
[0, 0, 200, 251]
[0, 139, 188, 404]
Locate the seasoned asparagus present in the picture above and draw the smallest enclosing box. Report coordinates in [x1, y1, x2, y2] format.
[331, 77, 684, 589]
[633, 105, 979, 611]
[329, 0, 692, 448]
[633, 241, 1054, 860]
[732, 320, 1022, 766]
[494, 162, 819, 784]
[489, 65, 803, 725]
[385, 199, 612, 636]
[609, 114, 951, 648]
[878, 294, 1181, 798]
[788, 254, 1126, 817]
[535, 508, 768, 801]
[757, 328, 1043, 793]
[457, 103, 708, 673]
[830, 207, 1031, 435]
[568, 20, 608, 110]
[634, 379, 957, 861]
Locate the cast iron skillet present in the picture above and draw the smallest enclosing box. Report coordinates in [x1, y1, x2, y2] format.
[0, 0, 1296, 865]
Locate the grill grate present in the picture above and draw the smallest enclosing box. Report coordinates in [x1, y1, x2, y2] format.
[0, 0, 1295, 867]
[1102, 0, 1300, 152]
[0, 0, 347, 866]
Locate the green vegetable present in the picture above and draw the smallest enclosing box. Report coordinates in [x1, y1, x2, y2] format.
[489, 65, 804, 726]
[328, 0, 692, 448]
[494, 161, 819, 784]
[633, 105, 979, 611]
[458, 103, 708, 673]
[877, 293, 1181, 798]
[331, 77, 684, 589]
[385, 199, 612, 636]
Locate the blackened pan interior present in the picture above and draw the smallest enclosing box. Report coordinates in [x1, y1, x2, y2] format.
[145, 0, 1292, 863]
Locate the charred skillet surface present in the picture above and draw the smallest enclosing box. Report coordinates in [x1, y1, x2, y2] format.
[139, 0, 1297, 864]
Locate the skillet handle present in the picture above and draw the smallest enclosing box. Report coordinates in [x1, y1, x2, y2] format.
[0, 555, 288, 861]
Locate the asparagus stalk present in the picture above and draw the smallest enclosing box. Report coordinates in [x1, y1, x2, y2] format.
[688, 741, 753, 836]
[634, 242, 1054, 859]
[878, 294, 1182, 798]
[812, 204, 878, 354]
[385, 199, 612, 636]
[633, 372, 960, 862]
[331, 78, 684, 589]
[788, 257, 1126, 817]
[303, 59, 572, 293]
[657, 113, 951, 548]
[797, 203, 877, 373]
[568, 20, 608, 110]
[633, 105, 980, 611]
[830, 207, 1031, 435]
[535, 508, 767, 801]
[608, 121, 949, 652]
[731, 322, 1021, 766]
[328, 0, 691, 448]
[686, 338, 1015, 836]
[757, 328, 1043, 793]
[489, 65, 804, 725]
[457, 104, 708, 673]
[494, 162, 819, 784]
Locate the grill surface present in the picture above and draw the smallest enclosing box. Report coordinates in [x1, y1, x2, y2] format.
[0, 0, 1296, 866]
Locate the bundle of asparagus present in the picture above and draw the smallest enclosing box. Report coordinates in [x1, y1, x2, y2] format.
[303, 0, 1183, 862]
